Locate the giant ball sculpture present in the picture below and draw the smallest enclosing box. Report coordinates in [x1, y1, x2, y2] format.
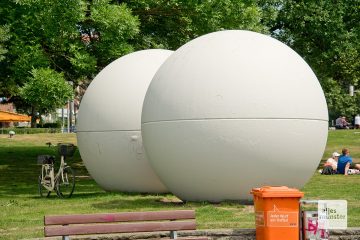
[141, 30, 328, 202]
[77, 49, 172, 193]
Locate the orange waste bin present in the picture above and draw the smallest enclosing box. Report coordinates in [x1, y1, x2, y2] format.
[251, 186, 304, 240]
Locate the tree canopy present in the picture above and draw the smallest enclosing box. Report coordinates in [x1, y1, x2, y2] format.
[0, 25, 9, 62]
[124, 0, 271, 50]
[0, 0, 139, 113]
[274, 0, 360, 119]
[20, 68, 74, 127]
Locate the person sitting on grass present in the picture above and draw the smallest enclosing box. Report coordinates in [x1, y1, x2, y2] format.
[337, 148, 360, 175]
[335, 116, 350, 129]
[321, 152, 340, 174]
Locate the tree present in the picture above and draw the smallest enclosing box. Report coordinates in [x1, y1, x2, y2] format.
[322, 78, 359, 120]
[0, 25, 9, 62]
[20, 68, 74, 127]
[273, 0, 360, 119]
[0, 0, 139, 102]
[0, 25, 10, 94]
[123, 0, 274, 50]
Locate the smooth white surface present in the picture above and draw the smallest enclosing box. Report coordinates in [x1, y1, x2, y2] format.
[77, 49, 172, 193]
[143, 120, 328, 201]
[142, 30, 328, 201]
[142, 31, 327, 122]
[78, 49, 172, 132]
[77, 131, 166, 192]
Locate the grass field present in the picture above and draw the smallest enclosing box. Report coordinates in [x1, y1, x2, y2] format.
[0, 130, 360, 239]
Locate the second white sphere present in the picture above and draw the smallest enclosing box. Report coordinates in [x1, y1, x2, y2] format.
[77, 49, 172, 193]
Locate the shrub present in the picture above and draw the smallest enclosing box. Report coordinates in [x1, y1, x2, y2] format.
[0, 127, 61, 134]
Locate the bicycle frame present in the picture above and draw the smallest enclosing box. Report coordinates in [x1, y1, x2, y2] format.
[41, 156, 67, 192]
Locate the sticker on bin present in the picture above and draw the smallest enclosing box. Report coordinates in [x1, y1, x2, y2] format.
[303, 211, 329, 240]
[255, 211, 265, 226]
[318, 200, 347, 229]
[267, 211, 298, 227]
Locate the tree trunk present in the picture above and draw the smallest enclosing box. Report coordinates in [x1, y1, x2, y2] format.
[31, 106, 37, 128]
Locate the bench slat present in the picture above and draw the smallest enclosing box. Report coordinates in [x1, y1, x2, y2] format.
[45, 220, 196, 237]
[45, 210, 195, 225]
[167, 238, 208, 240]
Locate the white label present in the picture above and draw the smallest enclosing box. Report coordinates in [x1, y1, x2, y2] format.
[318, 200, 347, 229]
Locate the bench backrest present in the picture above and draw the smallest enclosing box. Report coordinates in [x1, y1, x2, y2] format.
[44, 210, 196, 237]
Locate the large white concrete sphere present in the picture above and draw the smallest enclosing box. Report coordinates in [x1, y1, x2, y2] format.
[77, 49, 172, 193]
[141, 30, 328, 202]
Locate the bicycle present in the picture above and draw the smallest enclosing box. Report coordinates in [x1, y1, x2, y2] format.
[37, 143, 76, 198]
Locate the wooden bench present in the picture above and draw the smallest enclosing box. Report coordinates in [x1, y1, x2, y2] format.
[44, 210, 207, 240]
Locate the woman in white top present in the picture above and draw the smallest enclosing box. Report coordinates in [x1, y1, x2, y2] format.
[325, 152, 340, 170]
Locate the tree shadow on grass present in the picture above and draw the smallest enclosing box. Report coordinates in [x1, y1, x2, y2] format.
[0, 145, 95, 197]
[0, 145, 257, 206]
[91, 198, 188, 211]
[90, 194, 253, 211]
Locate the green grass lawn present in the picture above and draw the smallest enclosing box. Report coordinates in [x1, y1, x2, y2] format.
[0, 131, 360, 239]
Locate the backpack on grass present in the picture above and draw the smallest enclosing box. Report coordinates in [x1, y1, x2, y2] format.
[321, 166, 336, 175]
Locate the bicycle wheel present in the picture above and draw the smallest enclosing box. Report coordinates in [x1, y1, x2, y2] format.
[56, 166, 75, 198]
[38, 175, 51, 198]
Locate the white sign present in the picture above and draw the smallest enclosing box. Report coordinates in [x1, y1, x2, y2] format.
[318, 200, 347, 229]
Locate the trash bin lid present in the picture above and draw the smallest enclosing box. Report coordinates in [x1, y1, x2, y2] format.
[251, 186, 304, 198]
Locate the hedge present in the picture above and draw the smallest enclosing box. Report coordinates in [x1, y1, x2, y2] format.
[0, 127, 62, 134]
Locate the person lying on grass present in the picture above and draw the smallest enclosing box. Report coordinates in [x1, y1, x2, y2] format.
[337, 148, 360, 175]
